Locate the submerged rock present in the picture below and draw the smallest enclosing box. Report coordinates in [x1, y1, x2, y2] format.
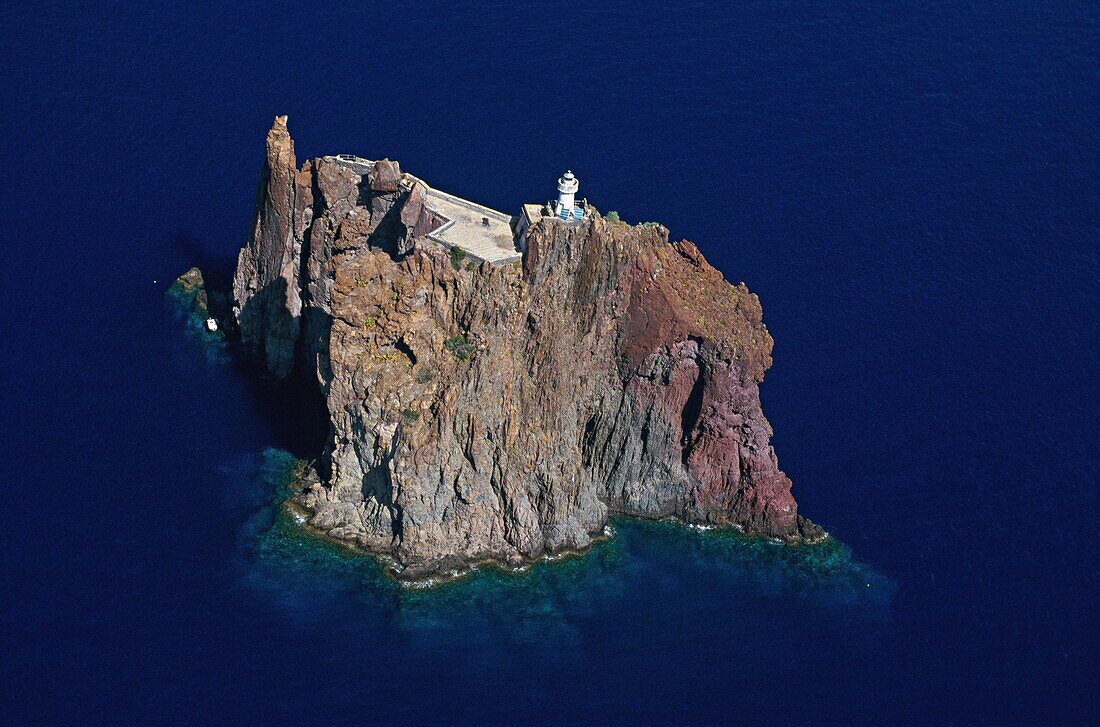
[231, 116, 825, 581]
[167, 267, 229, 359]
[169, 266, 209, 317]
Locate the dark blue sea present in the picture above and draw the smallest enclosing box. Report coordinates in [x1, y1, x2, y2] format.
[1, 2, 1096, 723]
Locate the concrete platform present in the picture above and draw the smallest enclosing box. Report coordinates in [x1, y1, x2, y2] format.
[421, 188, 520, 264]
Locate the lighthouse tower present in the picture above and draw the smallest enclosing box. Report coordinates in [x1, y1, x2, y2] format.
[555, 170, 579, 217]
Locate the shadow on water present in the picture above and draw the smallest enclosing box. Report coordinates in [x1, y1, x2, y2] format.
[171, 231, 239, 298]
[241, 362, 330, 461]
[163, 250, 330, 461]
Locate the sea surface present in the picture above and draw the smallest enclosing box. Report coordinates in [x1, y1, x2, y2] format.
[1, 2, 1097, 723]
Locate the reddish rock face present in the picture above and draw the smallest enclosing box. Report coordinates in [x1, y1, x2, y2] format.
[589, 225, 802, 539]
[368, 159, 401, 192]
[232, 118, 822, 581]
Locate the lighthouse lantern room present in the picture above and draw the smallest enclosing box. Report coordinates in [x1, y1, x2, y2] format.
[554, 170, 580, 218]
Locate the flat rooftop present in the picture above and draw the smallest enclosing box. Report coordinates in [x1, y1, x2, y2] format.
[328, 155, 521, 264]
[522, 203, 545, 225]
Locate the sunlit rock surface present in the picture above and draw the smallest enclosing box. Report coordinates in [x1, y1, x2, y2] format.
[232, 117, 824, 581]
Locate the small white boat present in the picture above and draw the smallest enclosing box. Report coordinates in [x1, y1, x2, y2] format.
[204, 318, 218, 332]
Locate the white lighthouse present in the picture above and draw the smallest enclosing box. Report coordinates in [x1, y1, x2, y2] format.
[555, 170, 579, 217]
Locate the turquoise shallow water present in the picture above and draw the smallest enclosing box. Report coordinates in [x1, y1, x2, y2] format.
[236, 448, 893, 661]
[164, 277, 230, 365]
[3, 1, 1096, 721]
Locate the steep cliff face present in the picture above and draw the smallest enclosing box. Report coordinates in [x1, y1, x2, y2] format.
[232, 117, 823, 580]
[232, 116, 313, 379]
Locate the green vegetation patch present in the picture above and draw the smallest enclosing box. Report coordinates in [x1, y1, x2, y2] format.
[449, 246, 468, 270]
[443, 333, 474, 361]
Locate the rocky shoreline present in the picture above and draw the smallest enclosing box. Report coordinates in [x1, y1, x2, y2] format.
[259, 457, 619, 588]
[217, 116, 826, 582]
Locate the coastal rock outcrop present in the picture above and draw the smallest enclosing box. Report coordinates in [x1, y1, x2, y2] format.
[232, 115, 313, 380]
[231, 117, 823, 580]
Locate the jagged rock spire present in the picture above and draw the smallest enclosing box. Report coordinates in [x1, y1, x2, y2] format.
[231, 116, 312, 380]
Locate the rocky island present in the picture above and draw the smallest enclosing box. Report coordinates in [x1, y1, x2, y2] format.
[227, 116, 824, 582]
